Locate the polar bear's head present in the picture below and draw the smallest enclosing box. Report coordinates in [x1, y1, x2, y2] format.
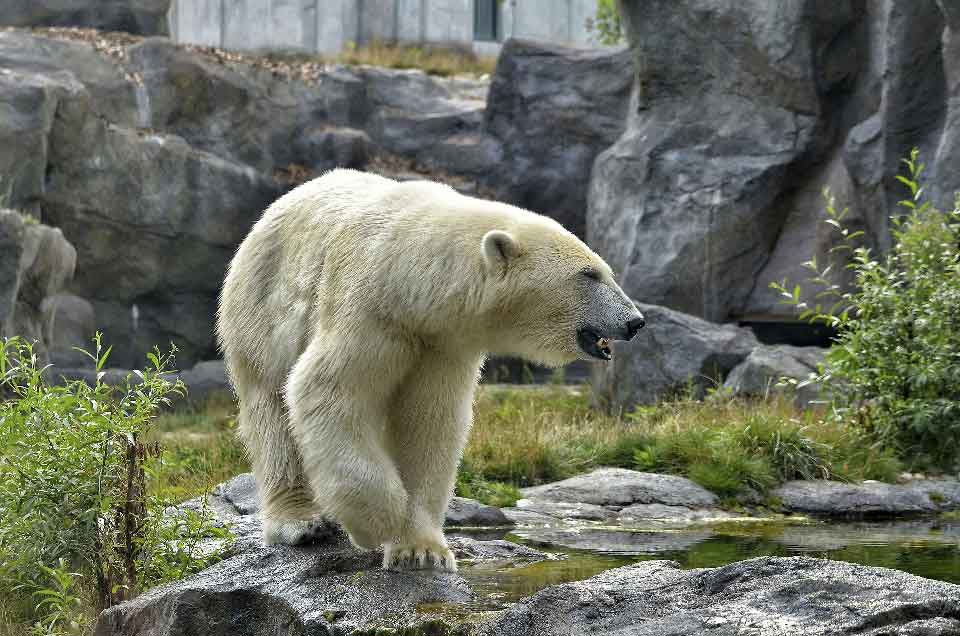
[480, 221, 644, 367]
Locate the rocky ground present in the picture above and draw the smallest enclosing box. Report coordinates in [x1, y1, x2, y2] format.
[95, 469, 960, 635]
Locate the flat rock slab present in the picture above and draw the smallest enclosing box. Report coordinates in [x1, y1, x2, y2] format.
[520, 467, 719, 509]
[510, 526, 713, 555]
[479, 556, 960, 636]
[95, 536, 473, 635]
[775, 479, 960, 517]
[105, 478, 548, 635]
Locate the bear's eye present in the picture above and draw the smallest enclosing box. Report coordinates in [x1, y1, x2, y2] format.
[582, 268, 602, 282]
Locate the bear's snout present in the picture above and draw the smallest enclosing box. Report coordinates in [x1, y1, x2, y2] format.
[626, 315, 645, 340]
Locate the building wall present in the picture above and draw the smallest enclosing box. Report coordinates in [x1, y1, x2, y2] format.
[169, 0, 604, 55]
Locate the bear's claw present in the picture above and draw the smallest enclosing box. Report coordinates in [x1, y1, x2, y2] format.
[383, 541, 457, 572]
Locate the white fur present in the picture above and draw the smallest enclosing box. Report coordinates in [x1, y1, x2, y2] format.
[216, 170, 636, 571]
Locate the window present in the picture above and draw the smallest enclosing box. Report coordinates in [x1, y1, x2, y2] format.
[474, 0, 499, 41]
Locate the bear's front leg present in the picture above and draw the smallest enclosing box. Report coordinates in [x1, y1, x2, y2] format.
[286, 332, 412, 551]
[383, 353, 484, 572]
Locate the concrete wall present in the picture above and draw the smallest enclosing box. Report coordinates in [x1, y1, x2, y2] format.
[169, 0, 605, 55]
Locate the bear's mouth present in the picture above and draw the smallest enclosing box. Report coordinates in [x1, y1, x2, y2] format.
[577, 328, 613, 361]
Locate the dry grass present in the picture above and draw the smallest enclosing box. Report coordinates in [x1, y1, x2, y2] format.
[142, 385, 901, 508]
[463, 386, 902, 502]
[331, 40, 497, 77]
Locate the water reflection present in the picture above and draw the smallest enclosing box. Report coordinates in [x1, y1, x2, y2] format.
[453, 518, 960, 610]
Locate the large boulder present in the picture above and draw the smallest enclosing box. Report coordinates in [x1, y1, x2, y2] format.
[723, 344, 825, 405]
[42, 292, 97, 366]
[42, 83, 282, 367]
[486, 39, 633, 237]
[479, 556, 960, 635]
[0, 211, 26, 331]
[0, 209, 77, 363]
[774, 479, 960, 517]
[589, 0, 852, 323]
[592, 303, 758, 410]
[933, 0, 960, 203]
[589, 0, 960, 330]
[519, 467, 719, 509]
[0, 31, 138, 127]
[0, 1, 171, 35]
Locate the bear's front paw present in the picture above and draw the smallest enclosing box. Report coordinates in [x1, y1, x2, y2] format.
[383, 538, 457, 572]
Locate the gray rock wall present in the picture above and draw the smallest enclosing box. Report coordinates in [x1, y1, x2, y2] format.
[0, 0, 171, 35]
[0, 30, 633, 367]
[588, 0, 960, 408]
[590, 0, 960, 324]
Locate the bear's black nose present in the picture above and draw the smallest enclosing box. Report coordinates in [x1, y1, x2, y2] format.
[626, 316, 645, 340]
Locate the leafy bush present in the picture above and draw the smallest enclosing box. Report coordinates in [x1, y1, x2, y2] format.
[0, 336, 232, 634]
[772, 150, 960, 471]
[585, 0, 623, 45]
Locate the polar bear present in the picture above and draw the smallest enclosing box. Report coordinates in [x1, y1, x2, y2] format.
[216, 170, 644, 571]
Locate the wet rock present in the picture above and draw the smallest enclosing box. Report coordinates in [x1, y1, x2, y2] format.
[99, 473, 552, 635]
[907, 479, 960, 509]
[776, 519, 960, 552]
[93, 537, 474, 636]
[0, 0, 171, 35]
[592, 303, 758, 410]
[512, 500, 618, 523]
[486, 39, 632, 236]
[445, 496, 514, 528]
[773, 479, 960, 517]
[500, 507, 561, 527]
[479, 556, 960, 636]
[520, 468, 719, 509]
[617, 503, 741, 524]
[214, 473, 259, 516]
[511, 526, 712, 555]
[449, 536, 548, 564]
[723, 344, 825, 405]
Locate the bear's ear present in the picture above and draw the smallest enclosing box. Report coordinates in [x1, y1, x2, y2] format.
[481, 230, 519, 274]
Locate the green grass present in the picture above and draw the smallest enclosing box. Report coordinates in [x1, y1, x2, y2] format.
[142, 385, 903, 509]
[331, 40, 496, 77]
[463, 386, 902, 503]
[145, 392, 249, 503]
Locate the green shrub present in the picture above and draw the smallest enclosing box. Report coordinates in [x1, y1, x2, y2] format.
[772, 150, 960, 471]
[585, 0, 623, 45]
[0, 336, 232, 634]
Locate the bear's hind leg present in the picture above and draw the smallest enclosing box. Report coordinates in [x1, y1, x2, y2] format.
[236, 379, 325, 546]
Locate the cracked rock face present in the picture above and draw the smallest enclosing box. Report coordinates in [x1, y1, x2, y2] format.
[478, 556, 960, 636]
[589, 0, 960, 410]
